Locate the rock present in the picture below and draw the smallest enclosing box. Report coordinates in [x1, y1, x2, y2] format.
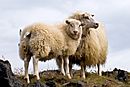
[45, 80, 56, 87]
[102, 68, 128, 82]
[113, 68, 128, 82]
[0, 59, 24, 87]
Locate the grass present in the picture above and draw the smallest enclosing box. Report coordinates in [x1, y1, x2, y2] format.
[15, 69, 130, 87]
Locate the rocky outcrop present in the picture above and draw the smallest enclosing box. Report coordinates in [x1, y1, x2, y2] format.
[113, 68, 128, 82]
[0, 59, 129, 87]
[0, 59, 24, 87]
[102, 68, 128, 82]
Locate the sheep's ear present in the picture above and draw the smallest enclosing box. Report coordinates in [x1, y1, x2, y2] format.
[82, 13, 85, 17]
[82, 13, 89, 19]
[24, 32, 31, 38]
[19, 29, 22, 36]
[65, 19, 70, 25]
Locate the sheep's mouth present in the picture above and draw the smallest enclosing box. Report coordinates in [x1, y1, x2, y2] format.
[73, 32, 79, 36]
[71, 33, 80, 40]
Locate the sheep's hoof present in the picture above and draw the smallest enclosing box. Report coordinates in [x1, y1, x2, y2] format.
[33, 75, 40, 80]
[61, 70, 65, 76]
[67, 74, 72, 79]
[82, 76, 86, 79]
[98, 72, 102, 76]
[24, 77, 30, 84]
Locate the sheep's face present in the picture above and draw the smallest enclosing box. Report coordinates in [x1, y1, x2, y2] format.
[70, 12, 99, 29]
[65, 19, 83, 40]
[18, 29, 31, 52]
[81, 12, 99, 29]
[18, 29, 32, 59]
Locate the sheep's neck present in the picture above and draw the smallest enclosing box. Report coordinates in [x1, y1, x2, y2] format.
[82, 28, 90, 38]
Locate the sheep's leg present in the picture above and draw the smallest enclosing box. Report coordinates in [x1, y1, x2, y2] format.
[61, 58, 65, 76]
[97, 64, 102, 76]
[81, 65, 86, 79]
[65, 56, 71, 79]
[24, 58, 30, 83]
[33, 57, 40, 80]
[69, 63, 73, 77]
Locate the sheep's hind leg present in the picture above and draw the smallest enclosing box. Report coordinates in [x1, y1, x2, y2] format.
[69, 63, 73, 77]
[24, 58, 31, 83]
[97, 64, 102, 76]
[81, 65, 86, 79]
[65, 56, 71, 79]
[33, 57, 40, 80]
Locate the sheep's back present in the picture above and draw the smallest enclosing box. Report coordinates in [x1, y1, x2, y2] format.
[28, 23, 65, 59]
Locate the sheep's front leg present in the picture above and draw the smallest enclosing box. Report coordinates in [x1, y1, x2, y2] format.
[24, 58, 30, 83]
[97, 64, 102, 76]
[61, 58, 65, 76]
[33, 57, 40, 80]
[81, 65, 86, 79]
[65, 56, 71, 79]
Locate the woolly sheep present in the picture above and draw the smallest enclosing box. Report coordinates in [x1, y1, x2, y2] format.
[56, 11, 108, 79]
[19, 18, 83, 83]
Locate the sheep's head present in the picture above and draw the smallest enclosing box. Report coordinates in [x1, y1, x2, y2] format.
[69, 11, 99, 29]
[18, 29, 32, 60]
[18, 29, 31, 49]
[65, 18, 83, 40]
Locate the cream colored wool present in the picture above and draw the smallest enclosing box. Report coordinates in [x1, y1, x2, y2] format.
[19, 19, 83, 83]
[73, 23, 108, 66]
[69, 12, 108, 69]
[27, 22, 82, 60]
[56, 11, 108, 77]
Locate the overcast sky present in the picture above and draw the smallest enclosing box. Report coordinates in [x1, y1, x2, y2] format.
[0, 0, 130, 73]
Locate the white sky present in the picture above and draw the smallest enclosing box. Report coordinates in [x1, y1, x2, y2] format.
[0, 0, 130, 72]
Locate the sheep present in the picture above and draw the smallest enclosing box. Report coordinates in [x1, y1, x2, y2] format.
[19, 18, 84, 83]
[56, 11, 108, 79]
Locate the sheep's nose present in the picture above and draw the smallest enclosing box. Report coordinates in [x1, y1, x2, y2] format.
[74, 31, 78, 35]
[94, 23, 99, 28]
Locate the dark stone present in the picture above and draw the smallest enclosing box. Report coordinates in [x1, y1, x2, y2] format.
[62, 81, 86, 87]
[102, 68, 128, 82]
[113, 68, 128, 82]
[0, 59, 24, 87]
[45, 80, 56, 87]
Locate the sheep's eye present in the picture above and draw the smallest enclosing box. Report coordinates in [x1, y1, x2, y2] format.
[91, 14, 94, 17]
[70, 24, 73, 27]
[79, 23, 85, 27]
